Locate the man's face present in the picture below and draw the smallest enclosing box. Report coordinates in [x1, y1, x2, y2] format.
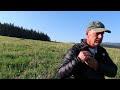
[86, 30, 104, 48]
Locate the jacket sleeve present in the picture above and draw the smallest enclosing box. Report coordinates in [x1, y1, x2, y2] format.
[57, 47, 83, 79]
[98, 49, 118, 77]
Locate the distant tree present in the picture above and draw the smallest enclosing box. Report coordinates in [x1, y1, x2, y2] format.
[0, 22, 51, 41]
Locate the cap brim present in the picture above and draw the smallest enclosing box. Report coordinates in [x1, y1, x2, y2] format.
[92, 28, 111, 33]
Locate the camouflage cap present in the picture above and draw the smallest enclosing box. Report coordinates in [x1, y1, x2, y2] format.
[87, 21, 111, 33]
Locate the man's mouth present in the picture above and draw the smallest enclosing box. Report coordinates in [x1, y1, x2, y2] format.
[95, 40, 101, 43]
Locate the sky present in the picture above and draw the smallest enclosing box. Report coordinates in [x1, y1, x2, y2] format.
[0, 11, 120, 43]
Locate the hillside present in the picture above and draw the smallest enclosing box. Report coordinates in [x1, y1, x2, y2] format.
[0, 36, 73, 79]
[0, 36, 119, 79]
[101, 42, 120, 48]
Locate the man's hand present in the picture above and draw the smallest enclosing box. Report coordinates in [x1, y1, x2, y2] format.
[78, 51, 98, 70]
[85, 57, 98, 70]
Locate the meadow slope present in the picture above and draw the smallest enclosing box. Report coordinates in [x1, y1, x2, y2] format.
[0, 36, 119, 79]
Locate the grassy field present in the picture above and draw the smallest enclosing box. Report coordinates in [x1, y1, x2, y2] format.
[0, 36, 119, 79]
[105, 48, 120, 79]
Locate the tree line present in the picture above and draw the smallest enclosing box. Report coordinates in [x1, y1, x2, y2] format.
[0, 22, 51, 41]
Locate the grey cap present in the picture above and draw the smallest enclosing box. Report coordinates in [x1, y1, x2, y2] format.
[87, 21, 111, 33]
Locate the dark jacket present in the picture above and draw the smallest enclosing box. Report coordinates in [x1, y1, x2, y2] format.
[58, 39, 118, 79]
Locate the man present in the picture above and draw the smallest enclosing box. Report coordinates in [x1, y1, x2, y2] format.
[57, 21, 118, 79]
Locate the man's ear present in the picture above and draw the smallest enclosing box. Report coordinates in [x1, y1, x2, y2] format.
[86, 29, 91, 36]
[86, 30, 89, 36]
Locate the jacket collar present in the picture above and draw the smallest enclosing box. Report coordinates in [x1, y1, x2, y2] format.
[81, 39, 98, 57]
[80, 39, 88, 47]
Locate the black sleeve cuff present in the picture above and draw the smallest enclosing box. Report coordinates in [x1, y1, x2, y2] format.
[76, 57, 85, 63]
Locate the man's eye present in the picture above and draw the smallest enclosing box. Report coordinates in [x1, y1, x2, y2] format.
[96, 33, 99, 35]
[94, 34, 98, 36]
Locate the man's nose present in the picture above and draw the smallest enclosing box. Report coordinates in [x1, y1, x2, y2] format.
[98, 34, 103, 38]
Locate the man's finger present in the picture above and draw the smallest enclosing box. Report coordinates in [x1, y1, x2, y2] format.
[82, 51, 91, 55]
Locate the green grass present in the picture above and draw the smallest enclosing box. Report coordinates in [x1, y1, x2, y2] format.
[105, 48, 120, 79]
[0, 36, 73, 79]
[0, 35, 119, 79]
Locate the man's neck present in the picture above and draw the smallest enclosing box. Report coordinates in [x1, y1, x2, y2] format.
[86, 40, 97, 49]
